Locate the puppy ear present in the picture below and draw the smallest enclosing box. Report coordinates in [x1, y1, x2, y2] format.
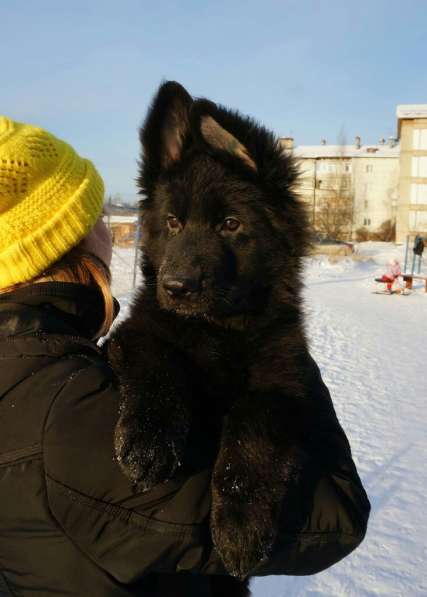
[200, 115, 257, 171]
[192, 100, 257, 172]
[141, 81, 193, 170]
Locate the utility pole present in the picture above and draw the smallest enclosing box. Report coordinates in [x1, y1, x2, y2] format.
[312, 159, 317, 230]
[132, 219, 141, 289]
[107, 194, 112, 229]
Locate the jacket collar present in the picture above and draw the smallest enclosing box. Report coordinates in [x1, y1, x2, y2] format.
[0, 282, 116, 340]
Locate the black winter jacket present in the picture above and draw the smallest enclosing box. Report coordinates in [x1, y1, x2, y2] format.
[0, 283, 370, 596]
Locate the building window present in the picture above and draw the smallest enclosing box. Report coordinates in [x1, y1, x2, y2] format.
[411, 183, 427, 205]
[412, 156, 427, 177]
[409, 210, 427, 230]
[344, 163, 352, 173]
[413, 129, 427, 150]
[366, 164, 373, 173]
[363, 218, 371, 226]
[318, 162, 336, 174]
[364, 200, 368, 209]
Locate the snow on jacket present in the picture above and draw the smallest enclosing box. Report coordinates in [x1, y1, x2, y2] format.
[0, 282, 370, 596]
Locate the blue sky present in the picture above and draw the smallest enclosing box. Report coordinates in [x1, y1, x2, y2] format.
[2, 0, 427, 202]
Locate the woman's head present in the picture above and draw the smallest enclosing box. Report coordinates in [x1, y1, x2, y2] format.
[0, 116, 113, 336]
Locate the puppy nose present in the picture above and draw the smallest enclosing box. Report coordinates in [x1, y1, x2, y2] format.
[163, 277, 200, 298]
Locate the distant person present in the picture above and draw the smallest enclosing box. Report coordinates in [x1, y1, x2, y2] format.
[0, 116, 370, 596]
[413, 235, 425, 257]
[377, 258, 402, 293]
[412, 235, 425, 274]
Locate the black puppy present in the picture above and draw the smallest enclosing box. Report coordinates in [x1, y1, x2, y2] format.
[108, 81, 314, 592]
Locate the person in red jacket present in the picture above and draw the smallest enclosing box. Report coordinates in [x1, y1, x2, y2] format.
[378, 259, 402, 293]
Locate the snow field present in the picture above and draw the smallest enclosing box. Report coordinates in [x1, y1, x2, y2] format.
[111, 243, 427, 597]
[254, 246, 427, 596]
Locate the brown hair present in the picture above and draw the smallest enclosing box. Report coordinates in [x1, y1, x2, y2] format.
[0, 246, 114, 338]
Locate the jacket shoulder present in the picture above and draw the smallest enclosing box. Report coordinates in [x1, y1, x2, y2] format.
[43, 351, 223, 583]
[43, 349, 121, 499]
[0, 334, 105, 463]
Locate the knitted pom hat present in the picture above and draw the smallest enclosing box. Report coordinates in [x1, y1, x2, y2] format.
[0, 116, 105, 289]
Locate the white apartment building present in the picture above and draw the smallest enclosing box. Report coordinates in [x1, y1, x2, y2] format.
[283, 138, 400, 238]
[281, 103, 427, 243]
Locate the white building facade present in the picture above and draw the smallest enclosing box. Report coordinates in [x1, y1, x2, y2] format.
[281, 104, 427, 243]
[284, 139, 400, 239]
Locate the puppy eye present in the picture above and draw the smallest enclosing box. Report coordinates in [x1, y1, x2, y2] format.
[221, 218, 241, 232]
[167, 215, 181, 232]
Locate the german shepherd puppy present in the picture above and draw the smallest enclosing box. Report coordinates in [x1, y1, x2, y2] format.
[108, 81, 312, 595]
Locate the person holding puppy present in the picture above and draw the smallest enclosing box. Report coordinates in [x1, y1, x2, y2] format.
[0, 116, 370, 596]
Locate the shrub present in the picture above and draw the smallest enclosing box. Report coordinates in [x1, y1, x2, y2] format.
[356, 220, 396, 242]
[355, 227, 370, 242]
[372, 219, 396, 242]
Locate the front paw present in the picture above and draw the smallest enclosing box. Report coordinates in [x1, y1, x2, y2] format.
[211, 453, 302, 579]
[114, 405, 190, 490]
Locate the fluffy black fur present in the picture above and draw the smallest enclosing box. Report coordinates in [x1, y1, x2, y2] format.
[108, 81, 315, 596]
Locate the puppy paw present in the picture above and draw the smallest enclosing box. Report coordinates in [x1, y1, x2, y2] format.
[211, 499, 275, 579]
[211, 452, 302, 578]
[114, 407, 190, 490]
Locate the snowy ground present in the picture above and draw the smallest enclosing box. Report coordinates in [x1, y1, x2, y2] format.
[111, 242, 427, 597]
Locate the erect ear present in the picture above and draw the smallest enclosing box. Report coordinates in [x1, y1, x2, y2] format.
[140, 81, 193, 170]
[192, 100, 257, 172]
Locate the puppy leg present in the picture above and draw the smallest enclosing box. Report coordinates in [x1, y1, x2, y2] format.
[108, 334, 192, 489]
[211, 391, 309, 579]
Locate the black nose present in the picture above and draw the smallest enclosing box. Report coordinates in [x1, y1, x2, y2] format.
[162, 277, 201, 298]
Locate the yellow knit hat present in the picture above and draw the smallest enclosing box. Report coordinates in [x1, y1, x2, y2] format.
[0, 116, 105, 289]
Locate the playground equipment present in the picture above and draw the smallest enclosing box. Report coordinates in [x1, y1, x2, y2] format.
[374, 235, 426, 294]
[403, 234, 425, 274]
[402, 234, 427, 292]
[374, 259, 407, 294]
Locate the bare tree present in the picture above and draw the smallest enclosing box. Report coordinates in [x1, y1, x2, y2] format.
[315, 133, 354, 240]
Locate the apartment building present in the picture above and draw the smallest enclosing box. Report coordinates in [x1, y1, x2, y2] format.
[281, 103, 427, 243]
[396, 105, 427, 242]
[284, 137, 399, 238]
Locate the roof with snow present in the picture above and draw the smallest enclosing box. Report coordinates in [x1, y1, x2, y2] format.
[103, 214, 138, 224]
[396, 104, 427, 119]
[287, 143, 400, 159]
